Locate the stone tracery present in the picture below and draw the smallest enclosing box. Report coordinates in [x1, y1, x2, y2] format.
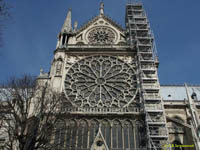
[87, 27, 116, 44]
[64, 55, 137, 108]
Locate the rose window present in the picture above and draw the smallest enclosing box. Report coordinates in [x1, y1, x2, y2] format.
[64, 56, 137, 108]
[87, 27, 116, 44]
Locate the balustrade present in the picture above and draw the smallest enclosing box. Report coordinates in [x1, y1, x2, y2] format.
[63, 107, 141, 113]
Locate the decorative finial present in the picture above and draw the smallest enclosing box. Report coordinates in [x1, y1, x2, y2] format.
[100, 2, 104, 16]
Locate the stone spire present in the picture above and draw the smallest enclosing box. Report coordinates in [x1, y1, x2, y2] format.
[61, 8, 72, 33]
[100, 2, 104, 16]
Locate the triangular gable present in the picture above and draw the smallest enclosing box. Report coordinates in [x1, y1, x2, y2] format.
[73, 15, 126, 45]
[90, 127, 109, 150]
[77, 15, 125, 34]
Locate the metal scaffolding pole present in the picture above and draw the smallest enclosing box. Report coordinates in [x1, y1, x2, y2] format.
[126, 3, 170, 150]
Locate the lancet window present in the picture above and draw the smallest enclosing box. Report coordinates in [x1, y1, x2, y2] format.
[54, 118, 143, 150]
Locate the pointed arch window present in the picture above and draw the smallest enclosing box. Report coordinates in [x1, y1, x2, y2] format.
[65, 120, 77, 149]
[101, 120, 111, 148]
[53, 118, 140, 150]
[124, 121, 134, 149]
[112, 120, 123, 149]
[77, 120, 88, 149]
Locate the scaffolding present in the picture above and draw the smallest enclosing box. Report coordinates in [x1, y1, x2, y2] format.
[126, 3, 170, 150]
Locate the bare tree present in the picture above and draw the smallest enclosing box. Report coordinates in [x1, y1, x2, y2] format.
[0, 0, 11, 48]
[0, 75, 63, 150]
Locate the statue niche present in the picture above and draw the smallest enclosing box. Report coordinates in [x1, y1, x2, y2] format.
[56, 58, 63, 75]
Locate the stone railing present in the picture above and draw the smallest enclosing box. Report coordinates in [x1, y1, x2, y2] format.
[63, 107, 141, 114]
[66, 44, 130, 49]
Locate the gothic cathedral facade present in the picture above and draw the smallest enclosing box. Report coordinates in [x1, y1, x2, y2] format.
[38, 2, 200, 150]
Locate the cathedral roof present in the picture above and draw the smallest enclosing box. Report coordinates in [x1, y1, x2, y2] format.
[76, 14, 125, 34]
[160, 85, 200, 101]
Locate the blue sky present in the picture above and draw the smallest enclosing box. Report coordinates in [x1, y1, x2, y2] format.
[0, 0, 200, 85]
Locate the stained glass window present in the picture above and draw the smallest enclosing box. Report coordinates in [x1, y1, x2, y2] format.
[54, 119, 141, 150]
[65, 56, 137, 108]
[87, 27, 116, 44]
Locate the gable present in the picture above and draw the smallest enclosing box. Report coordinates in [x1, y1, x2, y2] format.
[74, 16, 126, 45]
[90, 127, 109, 150]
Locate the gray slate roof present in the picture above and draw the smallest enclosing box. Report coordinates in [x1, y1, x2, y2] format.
[160, 85, 200, 101]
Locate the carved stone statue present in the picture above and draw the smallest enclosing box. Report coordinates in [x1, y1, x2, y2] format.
[40, 68, 44, 76]
[100, 2, 104, 15]
[56, 61, 62, 75]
